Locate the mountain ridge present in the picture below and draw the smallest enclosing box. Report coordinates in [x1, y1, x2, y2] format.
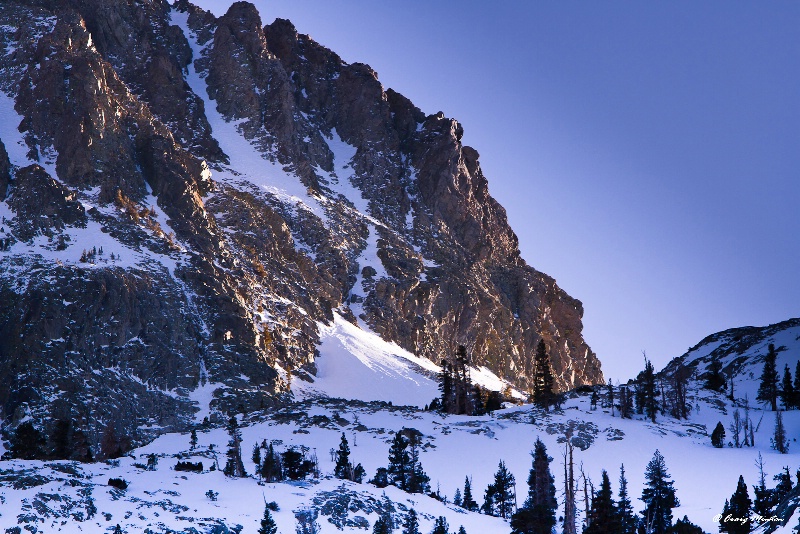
[0, 0, 601, 450]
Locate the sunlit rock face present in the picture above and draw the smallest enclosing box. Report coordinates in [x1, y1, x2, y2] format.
[0, 0, 601, 452]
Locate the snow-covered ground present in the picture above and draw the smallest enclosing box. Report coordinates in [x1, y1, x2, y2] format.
[2, 362, 798, 533]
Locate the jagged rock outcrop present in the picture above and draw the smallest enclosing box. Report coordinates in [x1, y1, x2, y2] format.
[0, 0, 602, 454]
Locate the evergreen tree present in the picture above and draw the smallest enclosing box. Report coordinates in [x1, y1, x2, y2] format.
[711, 422, 726, 448]
[780, 365, 794, 410]
[634, 376, 645, 415]
[704, 353, 726, 392]
[757, 344, 779, 411]
[773, 467, 793, 502]
[590, 391, 599, 411]
[794, 361, 800, 409]
[457, 527, 467, 534]
[669, 363, 691, 419]
[672, 516, 704, 534]
[452, 345, 475, 415]
[334, 433, 352, 480]
[190, 429, 198, 450]
[618, 465, 636, 534]
[619, 387, 634, 419]
[401, 509, 419, 534]
[453, 488, 462, 507]
[438, 360, 454, 413]
[483, 461, 516, 519]
[407, 441, 431, 494]
[252, 443, 262, 470]
[485, 390, 503, 413]
[371, 467, 389, 488]
[258, 504, 278, 534]
[641, 358, 659, 423]
[372, 512, 393, 534]
[771, 410, 788, 453]
[585, 470, 620, 534]
[462, 476, 478, 511]
[223, 416, 246, 478]
[430, 517, 449, 534]
[387, 433, 409, 491]
[511, 439, 557, 534]
[50, 419, 71, 460]
[719, 475, 751, 534]
[261, 443, 282, 482]
[607, 380, 615, 416]
[353, 463, 366, 483]
[532, 339, 555, 412]
[640, 450, 679, 534]
[385, 431, 429, 494]
[10, 422, 45, 460]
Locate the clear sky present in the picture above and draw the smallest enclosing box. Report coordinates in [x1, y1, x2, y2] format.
[192, 1, 800, 382]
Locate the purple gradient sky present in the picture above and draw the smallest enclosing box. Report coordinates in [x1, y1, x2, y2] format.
[192, 1, 800, 381]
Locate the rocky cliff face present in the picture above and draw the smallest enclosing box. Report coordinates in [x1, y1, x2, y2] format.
[0, 0, 602, 455]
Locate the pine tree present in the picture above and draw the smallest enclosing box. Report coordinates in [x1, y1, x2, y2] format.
[794, 361, 800, 409]
[641, 358, 659, 422]
[453, 488, 462, 507]
[485, 390, 503, 413]
[258, 504, 278, 534]
[780, 364, 794, 410]
[773, 467, 793, 501]
[757, 344, 779, 411]
[223, 416, 246, 478]
[607, 380, 615, 416]
[619, 387, 634, 419]
[669, 363, 691, 419]
[334, 433, 352, 480]
[50, 419, 71, 460]
[353, 463, 366, 483]
[483, 461, 516, 519]
[511, 439, 557, 534]
[261, 443, 282, 482]
[406, 441, 430, 494]
[190, 428, 198, 450]
[704, 353, 726, 391]
[462, 476, 478, 511]
[585, 471, 620, 534]
[452, 345, 475, 415]
[252, 443, 262, 471]
[711, 422, 726, 448]
[532, 339, 555, 412]
[10, 421, 46, 460]
[617, 465, 636, 534]
[771, 410, 789, 453]
[430, 517, 449, 534]
[372, 513, 393, 534]
[719, 475, 751, 534]
[457, 527, 467, 534]
[640, 450, 679, 534]
[672, 516, 704, 534]
[402, 508, 419, 534]
[386, 433, 409, 491]
[438, 360, 454, 413]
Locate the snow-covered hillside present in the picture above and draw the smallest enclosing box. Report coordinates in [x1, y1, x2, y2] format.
[2, 317, 799, 533]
